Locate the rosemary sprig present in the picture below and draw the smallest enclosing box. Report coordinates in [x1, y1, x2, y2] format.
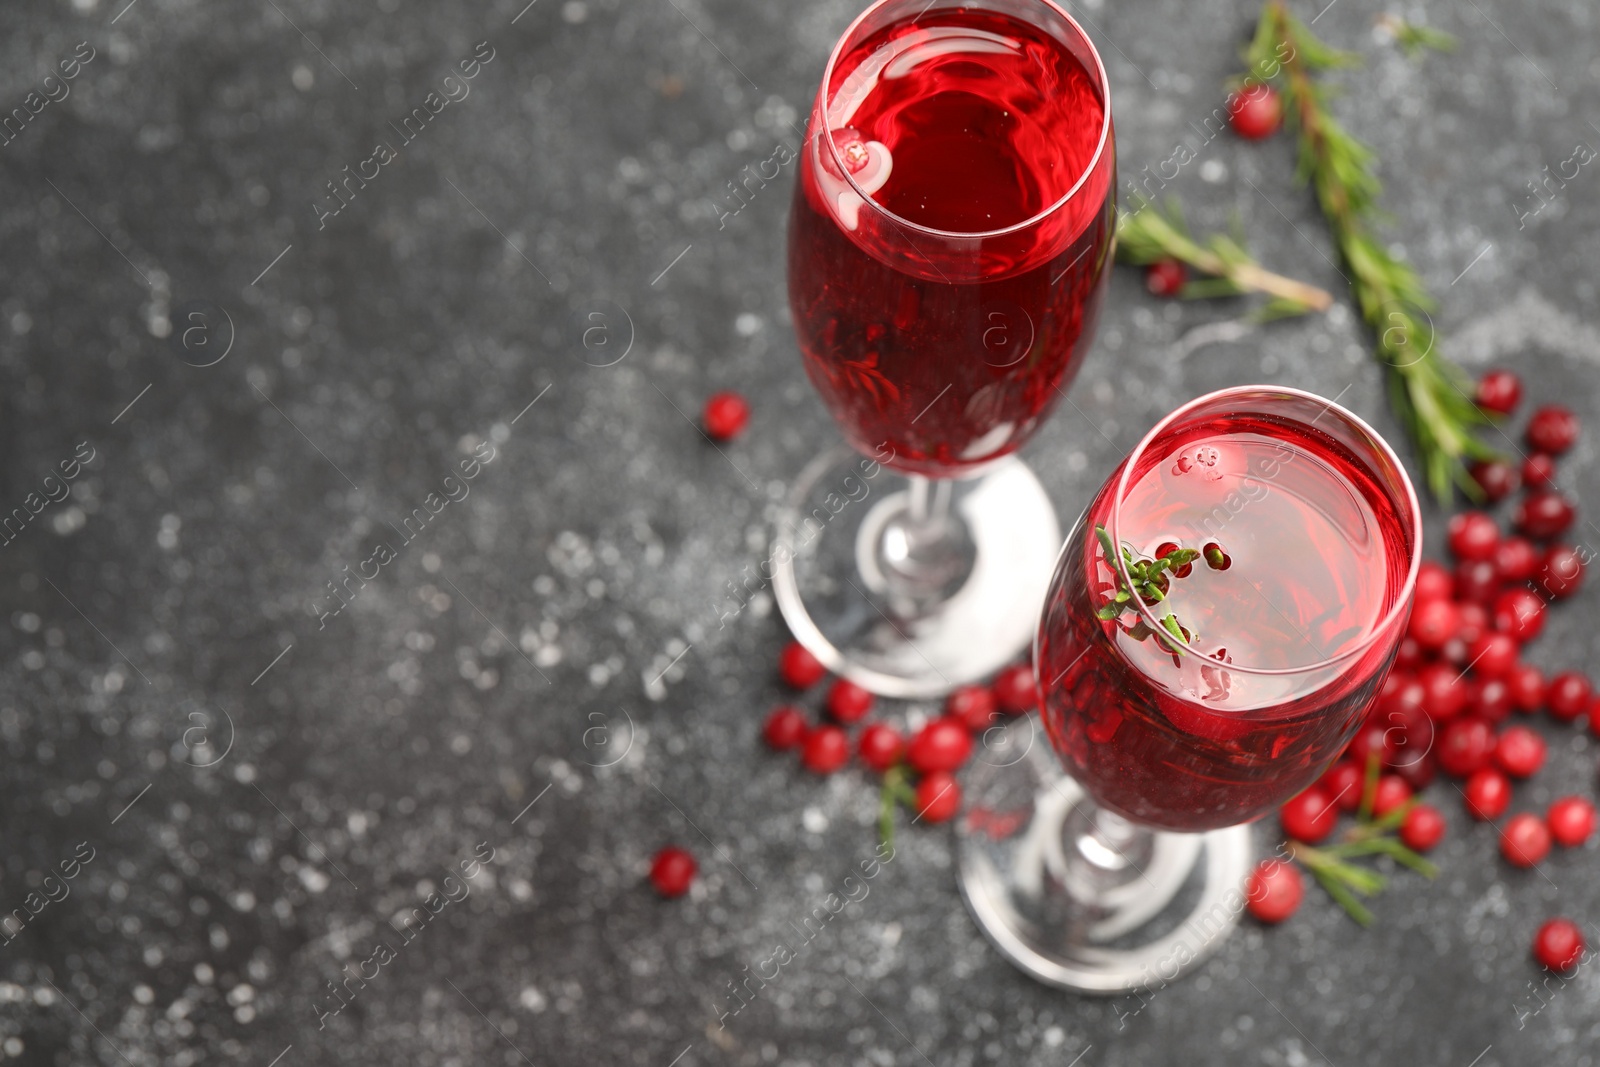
[1375, 14, 1457, 59]
[1092, 524, 1198, 654]
[879, 765, 916, 850]
[1241, 2, 1498, 501]
[1117, 195, 1334, 320]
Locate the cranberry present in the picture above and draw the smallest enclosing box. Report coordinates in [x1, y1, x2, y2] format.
[907, 718, 973, 774]
[763, 706, 809, 750]
[1463, 767, 1512, 820]
[1371, 775, 1412, 818]
[1417, 662, 1469, 721]
[1493, 588, 1546, 642]
[1395, 636, 1423, 670]
[1515, 490, 1577, 540]
[1465, 632, 1518, 679]
[778, 641, 827, 689]
[1378, 671, 1424, 717]
[1494, 725, 1546, 777]
[914, 771, 961, 823]
[1228, 85, 1283, 139]
[1317, 761, 1364, 812]
[1447, 511, 1500, 561]
[1145, 258, 1187, 297]
[649, 846, 697, 897]
[1415, 560, 1454, 602]
[1385, 704, 1435, 771]
[946, 686, 999, 733]
[801, 725, 850, 773]
[1521, 452, 1557, 489]
[1590, 695, 1600, 735]
[1279, 786, 1338, 843]
[991, 663, 1037, 715]
[1547, 796, 1597, 847]
[1501, 813, 1552, 868]
[1399, 804, 1447, 852]
[1534, 918, 1585, 973]
[1344, 721, 1396, 769]
[1469, 459, 1518, 502]
[857, 723, 904, 772]
[1493, 536, 1541, 583]
[702, 391, 750, 440]
[1457, 602, 1490, 647]
[1471, 677, 1514, 724]
[1537, 544, 1586, 599]
[1526, 404, 1580, 455]
[826, 679, 875, 724]
[1475, 369, 1522, 415]
[1507, 663, 1546, 713]
[1453, 558, 1501, 605]
[1245, 858, 1303, 924]
[1437, 717, 1495, 777]
[1546, 671, 1592, 722]
[1202, 542, 1232, 570]
[1408, 598, 1460, 650]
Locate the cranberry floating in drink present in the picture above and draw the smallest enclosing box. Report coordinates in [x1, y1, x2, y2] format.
[958, 387, 1421, 992]
[774, 0, 1115, 697]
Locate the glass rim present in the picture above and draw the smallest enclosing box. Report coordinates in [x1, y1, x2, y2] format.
[1106, 384, 1423, 677]
[815, 0, 1113, 242]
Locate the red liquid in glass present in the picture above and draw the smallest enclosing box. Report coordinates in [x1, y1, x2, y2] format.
[788, 8, 1114, 476]
[1037, 413, 1412, 831]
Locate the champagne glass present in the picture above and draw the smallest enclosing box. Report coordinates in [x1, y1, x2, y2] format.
[773, 0, 1117, 697]
[958, 386, 1422, 991]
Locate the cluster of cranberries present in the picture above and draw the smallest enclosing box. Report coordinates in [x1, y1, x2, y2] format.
[764, 641, 1037, 824]
[1252, 370, 1594, 972]
[1143, 86, 1285, 297]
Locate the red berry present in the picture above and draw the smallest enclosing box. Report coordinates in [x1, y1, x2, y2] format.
[1393, 749, 1438, 790]
[946, 685, 999, 734]
[649, 846, 697, 897]
[1463, 767, 1512, 820]
[1534, 918, 1585, 973]
[826, 679, 875, 724]
[1384, 703, 1435, 771]
[1590, 695, 1600, 735]
[801, 725, 850, 773]
[778, 641, 827, 689]
[763, 706, 809, 750]
[1515, 489, 1578, 541]
[1145, 258, 1187, 297]
[1457, 602, 1490, 647]
[1447, 511, 1500, 561]
[991, 663, 1037, 715]
[1408, 598, 1460, 650]
[1493, 536, 1541, 583]
[1546, 671, 1592, 722]
[1202, 542, 1233, 570]
[1417, 662, 1469, 721]
[1395, 636, 1423, 670]
[1437, 717, 1495, 777]
[1522, 452, 1557, 489]
[1470, 677, 1514, 724]
[1371, 774, 1412, 818]
[1493, 588, 1546, 643]
[1414, 560, 1454, 602]
[1494, 725, 1546, 778]
[1526, 404, 1580, 455]
[1453, 558, 1501, 605]
[1378, 671, 1424, 717]
[1465, 632, 1518, 679]
[1228, 85, 1283, 140]
[1546, 796, 1597, 847]
[702, 391, 750, 440]
[1469, 459, 1518, 502]
[1317, 761, 1364, 812]
[1475, 369, 1523, 415]
[1537, 544, 1586, 599]
[914, 771, 962, 823]
[1344, 721, 1396, 769]
[857, 723, 904, 772]
[906, 718, 973, 774]
[1507, 663, 1546, 713]
[1245, 858, 1303, 924]
[1399, 804, 1446, 852]
[1279, 786, 1338, 843]
[1501, 813, 1552, 868]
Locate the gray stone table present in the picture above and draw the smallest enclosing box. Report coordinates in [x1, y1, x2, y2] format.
[2, 0, 1598, 1063]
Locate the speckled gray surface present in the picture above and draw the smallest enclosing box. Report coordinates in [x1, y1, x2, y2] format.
[2, 0, 1599, 1063]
